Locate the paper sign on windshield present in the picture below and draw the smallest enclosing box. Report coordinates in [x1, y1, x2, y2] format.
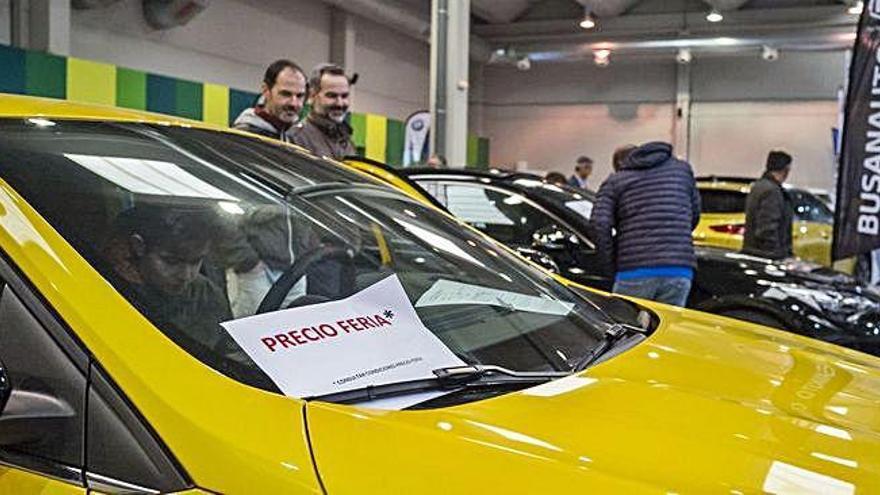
[221, 275, 465, 402]
[416, 279, 574, 316]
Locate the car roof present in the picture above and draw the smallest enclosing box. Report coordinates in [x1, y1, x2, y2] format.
[400, 167, 544, 182]
[0, 93, 220, 130]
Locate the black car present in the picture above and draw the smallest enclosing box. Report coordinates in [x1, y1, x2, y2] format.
[402, 168, 880, 356]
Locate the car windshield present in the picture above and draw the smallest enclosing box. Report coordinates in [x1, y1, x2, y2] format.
[0, 119, 623, 405]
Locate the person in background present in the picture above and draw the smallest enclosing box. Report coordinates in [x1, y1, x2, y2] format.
[232, 59, 307, 142]
[589, 142, 701, 307]
[742, 151, 794, 260]
[545, 171, 567, 186]
[293, 63, 356, 159]
[426, 154, 447, 169]
[612, 144, 636, 172]
[568, 156, 593, 190]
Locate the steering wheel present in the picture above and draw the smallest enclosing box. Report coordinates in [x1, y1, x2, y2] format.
[255, 243, 356, 314]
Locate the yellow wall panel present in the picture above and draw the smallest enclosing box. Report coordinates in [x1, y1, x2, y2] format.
[203, 83, 230, 126]
[365, 114, 387, 162]
[67, 57, 116, 106]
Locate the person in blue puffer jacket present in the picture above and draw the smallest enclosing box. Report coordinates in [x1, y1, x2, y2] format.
[589, 142, 701, 307]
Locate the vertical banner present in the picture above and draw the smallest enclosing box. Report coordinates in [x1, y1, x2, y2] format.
[403, 110, 431, 167]
[834, 1, 880, 260]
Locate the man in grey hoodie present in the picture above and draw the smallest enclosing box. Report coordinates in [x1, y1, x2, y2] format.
[233, 59, 307, 142]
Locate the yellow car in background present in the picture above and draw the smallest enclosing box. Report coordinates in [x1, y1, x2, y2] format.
[1, 95, 880, 494]
[694, 177, 856, 273]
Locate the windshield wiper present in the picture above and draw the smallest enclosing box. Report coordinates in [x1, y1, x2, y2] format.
[304, 365, 568, 405]
[572, 323, 644, 372]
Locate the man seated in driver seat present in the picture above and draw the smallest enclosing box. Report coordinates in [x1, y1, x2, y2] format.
[102, 203, 234, 354]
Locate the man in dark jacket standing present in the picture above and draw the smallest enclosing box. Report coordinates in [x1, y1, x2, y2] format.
[590, 142, 701, 307]
[232, 60, 307, 142]
[742, 151, 794, 259]
[293, 63, 356, 160]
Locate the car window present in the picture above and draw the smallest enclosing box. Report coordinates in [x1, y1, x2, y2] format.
[417, 181, 556, 246]
[790, 191, 833, 224]
[0, 284, 86, 485]
[698, 189, 747, 213]
[0, 119, 617, 406]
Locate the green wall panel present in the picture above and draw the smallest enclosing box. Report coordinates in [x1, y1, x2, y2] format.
[466, 134, 479, 169]
[0, 45, 26, 95]
[116, 68, 147, 110]
[350, 113, 367, 149]
[385, 119, 405, 166]
[146, 74, 176, 115]
[26, 51, 66, 98]
[175, 79, 203, 120]
[229, 89, 257, 126]
[478, 137, 490, 170]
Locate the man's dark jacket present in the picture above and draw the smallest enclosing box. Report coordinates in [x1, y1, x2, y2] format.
[232, 108, 295, 142]
[589, 142, 701, 274]
[742, 173, 793, 259]
[292, 113, 356, 160]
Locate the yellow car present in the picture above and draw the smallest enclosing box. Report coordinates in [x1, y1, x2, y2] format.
[694, 177, 856, 273]
[1, 95, 880, 494]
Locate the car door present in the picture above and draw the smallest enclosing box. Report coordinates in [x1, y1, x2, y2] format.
[0, 259, 190, 494]
[790, 190, 833, 266]
[415, 179, 610, 289]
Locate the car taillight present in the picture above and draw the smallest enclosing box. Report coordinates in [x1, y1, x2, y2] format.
[709, 224, 745, 235]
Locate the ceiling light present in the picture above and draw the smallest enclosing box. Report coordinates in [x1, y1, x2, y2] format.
[579, 8, 596, 29]
[676, 48, 692, 64]
[848, 1, 864, 15]
[593, 49, 611, 67]
[706, 9, 723, 22]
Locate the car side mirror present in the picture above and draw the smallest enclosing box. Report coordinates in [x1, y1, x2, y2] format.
[532, 224, 581, 252]
[0, 362, 74, 446]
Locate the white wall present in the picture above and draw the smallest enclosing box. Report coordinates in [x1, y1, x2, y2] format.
[483, 102, 675, 182]
[480, 51, 846, 190]
[690, 101, 839, 190]
[68, 0, 428, 119]
[353, 15, 429, 120]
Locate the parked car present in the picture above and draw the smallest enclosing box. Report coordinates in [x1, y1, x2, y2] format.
[2, 95, 880, 494]
[391, 167, 880, 357]
[694, 176, 856, 273]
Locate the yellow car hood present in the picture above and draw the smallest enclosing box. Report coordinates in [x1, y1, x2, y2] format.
[306, 307, 880, 494]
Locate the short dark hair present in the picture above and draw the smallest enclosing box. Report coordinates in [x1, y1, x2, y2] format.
[115, 203, 219, 253]
[309, 63, 348, 95]
[263, 59, 305, 89]
[576, 156, 593, 168]
[766, 150, 792, 172]
[545, 171, 567, 184]
[612, 145, 636, 171]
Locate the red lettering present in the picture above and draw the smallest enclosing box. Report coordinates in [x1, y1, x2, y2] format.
[347, 318, 363, 331]
[302, 327, 321, 341]
[356, 317, 373, 329]
[374, 315, 391, 327]
[261, 337, 278, 352]
[337, 320, 351, 333]
[319, 324, 338, 337]
[276, 334, 295, 348]
[289, 330, 307, 345]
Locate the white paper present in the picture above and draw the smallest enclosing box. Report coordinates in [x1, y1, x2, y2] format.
[221, 275, 465, 407]
[416, 279, 574, 316]
[565, 200, 594, 220]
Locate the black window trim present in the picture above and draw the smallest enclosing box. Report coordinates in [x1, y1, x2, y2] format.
[0, 248, 193, 491]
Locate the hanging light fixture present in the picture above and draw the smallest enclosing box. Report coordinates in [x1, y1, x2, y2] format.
[706, 9, 723, 22]
[848, 1, 864, 15]
[579, 7, 597, 29]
